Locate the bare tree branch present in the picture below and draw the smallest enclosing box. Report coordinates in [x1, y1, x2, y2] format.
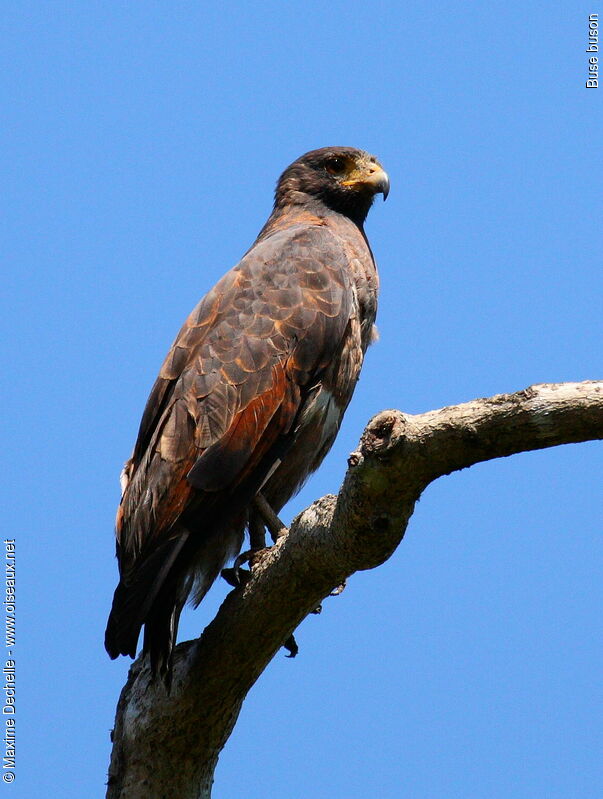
[106, 380, 603, 799]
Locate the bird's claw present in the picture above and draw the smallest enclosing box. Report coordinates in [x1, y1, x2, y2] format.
[221, 546, 272, 588]
[220, 566, 250, 587]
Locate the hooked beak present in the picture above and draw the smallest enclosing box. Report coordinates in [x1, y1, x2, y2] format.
[342, 166, 390, 200]
[373, 168, 390, 201]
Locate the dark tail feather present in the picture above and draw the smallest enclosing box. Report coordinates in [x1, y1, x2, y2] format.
[142, 574, 191, 688]
[104, 531, 190, 668]
[105, 516, 246, 686]
[140, 522, 246, 684]
[105, 580, 140, 660]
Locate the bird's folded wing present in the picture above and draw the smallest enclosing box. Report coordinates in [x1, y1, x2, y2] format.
[116, 223, 354, 568]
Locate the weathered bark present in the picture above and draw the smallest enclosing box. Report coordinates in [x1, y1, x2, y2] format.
[106, 380, 603, 799]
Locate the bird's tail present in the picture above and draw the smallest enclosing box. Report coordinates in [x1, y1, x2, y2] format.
[104, 531, 191, 684]
[104, 522, 245, 686]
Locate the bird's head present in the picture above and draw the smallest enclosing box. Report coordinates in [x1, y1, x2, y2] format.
[274, 147, 389, 225]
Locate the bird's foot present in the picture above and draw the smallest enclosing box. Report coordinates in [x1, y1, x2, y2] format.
[221, 546, 272, 587]
[220, 565, 248, 587]
[221, 548, 252, 587]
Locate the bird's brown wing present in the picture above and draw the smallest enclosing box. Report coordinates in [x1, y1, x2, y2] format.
[107, 222, 356, 666]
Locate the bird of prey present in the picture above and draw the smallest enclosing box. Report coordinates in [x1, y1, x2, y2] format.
[105, 146, 389, 680]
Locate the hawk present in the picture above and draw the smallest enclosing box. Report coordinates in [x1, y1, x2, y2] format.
[105, 146, 389, 679]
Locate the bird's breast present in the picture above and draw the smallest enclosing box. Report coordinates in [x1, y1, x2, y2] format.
[297, 387, 342, 449]
[261, 386, 344, 512]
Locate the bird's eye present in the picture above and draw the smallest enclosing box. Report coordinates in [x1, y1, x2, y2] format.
[325, 157, 346, 176]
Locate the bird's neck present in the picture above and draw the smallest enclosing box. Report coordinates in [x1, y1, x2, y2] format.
[257, 195, 368, 243]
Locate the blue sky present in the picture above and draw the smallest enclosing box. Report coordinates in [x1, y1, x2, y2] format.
[4, 2, 602, 797]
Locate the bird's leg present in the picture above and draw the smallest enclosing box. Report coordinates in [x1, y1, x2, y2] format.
[252, 493, 288, 543]
[222, 503, 276, 586]
[222, 495, 297, 657]
[232, 512, 267, 578]
[248, 509, 267, 551]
